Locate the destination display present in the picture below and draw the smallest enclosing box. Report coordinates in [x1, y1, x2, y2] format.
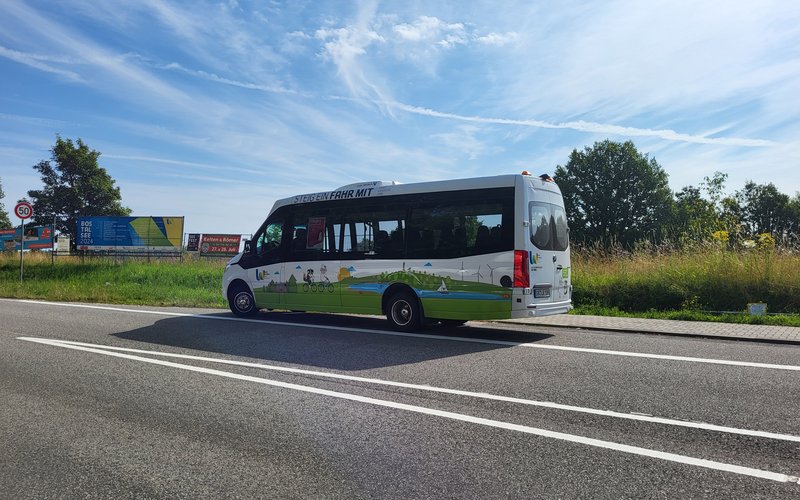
[76, 216, 184, 251]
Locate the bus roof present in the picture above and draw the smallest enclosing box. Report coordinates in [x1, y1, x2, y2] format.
[270, 173, 537, 214]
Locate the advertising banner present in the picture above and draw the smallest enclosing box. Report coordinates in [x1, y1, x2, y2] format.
[200, 234, 241, 256]
[0, 225, 53, 251]
[186, 233, 201, 252]
[76, 216, 184, 251]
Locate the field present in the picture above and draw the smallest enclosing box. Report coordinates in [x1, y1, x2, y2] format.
[2, 249, 799, 326]
[572, 246, 800, 326]
[0, 253, 226, 308]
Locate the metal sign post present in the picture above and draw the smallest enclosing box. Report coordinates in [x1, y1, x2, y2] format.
[14, 202, 33, 283]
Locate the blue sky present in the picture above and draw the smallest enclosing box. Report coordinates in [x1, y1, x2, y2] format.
[1, 0, 798, 235]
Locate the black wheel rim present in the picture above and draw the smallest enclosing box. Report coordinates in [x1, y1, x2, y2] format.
[234, 291, 252, 313]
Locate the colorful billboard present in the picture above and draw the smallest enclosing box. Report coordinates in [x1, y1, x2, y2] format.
[0, 225, 53, 251]
[76, 216, 184, 251]
[200, 234, 241, 256]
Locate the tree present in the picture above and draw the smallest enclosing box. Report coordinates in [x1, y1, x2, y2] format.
[27, 136, 130, 246]
[735, 181, 795, 238]
[554, 140, 672, 248]
[671, 185, 717, 240]
[669, 172, 742, 243]
[0, 177, 11, 229]
[790, 193, 800, 235]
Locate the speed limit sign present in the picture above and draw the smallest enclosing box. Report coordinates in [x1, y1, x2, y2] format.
[14, 202, 33, 220]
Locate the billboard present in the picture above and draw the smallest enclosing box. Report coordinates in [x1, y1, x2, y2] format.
[0, 225, 53, 251]
[200, 234, 241, 256]
[76, 216, 184, 251]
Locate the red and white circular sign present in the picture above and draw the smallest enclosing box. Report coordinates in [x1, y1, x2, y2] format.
[14, 201, 33, 220]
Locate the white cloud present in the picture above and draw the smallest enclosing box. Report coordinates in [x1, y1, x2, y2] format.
[316, 27, 384, 61]
[314, 3, 393, 108]
[494, 0, 800, 129]
[389, 102, 775, 147]
[0, 45, 83, 82]
[102, 154, 264, 176]
[157, 62, 297, 95]
[476, 32, 519, 46]
[393, 16, 465, 47]
[392, 15, 518, 49]
[281, 30, 312, 55]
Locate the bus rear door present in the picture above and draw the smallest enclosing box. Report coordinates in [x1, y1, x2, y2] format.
[521, 176, 572, 316]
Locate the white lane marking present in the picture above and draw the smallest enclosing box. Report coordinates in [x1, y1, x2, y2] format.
[17, 337, 800, 443]
[15, 299, 800, 372]
[17, 336, 800, 485]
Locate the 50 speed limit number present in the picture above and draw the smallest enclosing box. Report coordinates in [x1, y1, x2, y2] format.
[14, 202, 33, 220]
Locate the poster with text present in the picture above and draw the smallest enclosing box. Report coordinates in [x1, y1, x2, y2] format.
[186, 233, 201, 252]
[76, 217, 184, 251]
[0, 225, 53, 251]
[199, 234, 241, 256]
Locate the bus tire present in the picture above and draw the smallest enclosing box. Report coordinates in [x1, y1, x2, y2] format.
[386, 291, 423, 332]
[229, 283, 258, 317]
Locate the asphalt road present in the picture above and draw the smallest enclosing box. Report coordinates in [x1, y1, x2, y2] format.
[1, 298, 799, 499]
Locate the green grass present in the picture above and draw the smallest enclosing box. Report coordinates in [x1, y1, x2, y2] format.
[572, 305, 800, 327]
[2, 248, 799, 327]
[572, 246, 800, 326]
[0, 253, 226, 308]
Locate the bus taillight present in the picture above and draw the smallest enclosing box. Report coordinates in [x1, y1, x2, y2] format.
[514, 250, 529, 288]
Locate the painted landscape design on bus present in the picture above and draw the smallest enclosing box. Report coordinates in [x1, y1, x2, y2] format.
[253, 260, 513, 318]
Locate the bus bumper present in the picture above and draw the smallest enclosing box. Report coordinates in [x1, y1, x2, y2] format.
[512, 299, 572, 318]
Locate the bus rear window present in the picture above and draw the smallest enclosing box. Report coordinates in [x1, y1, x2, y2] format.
[529, 202, 569, 251]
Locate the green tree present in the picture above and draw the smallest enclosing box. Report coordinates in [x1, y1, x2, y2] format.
[0, 177, 12, 229]
[27, 136, 130, 246]
[718, 195, 744, 243]
[790, 193, 800, 235]
[669, 172, 741, 243]
[735, 181, 794, 237]
[671, 185, 717, 241]
[554, 140, 672, 248]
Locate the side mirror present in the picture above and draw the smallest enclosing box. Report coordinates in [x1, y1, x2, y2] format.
[243, 239, 252, 254]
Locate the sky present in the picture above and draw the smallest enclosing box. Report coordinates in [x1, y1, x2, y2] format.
[1, 0, 799, 236]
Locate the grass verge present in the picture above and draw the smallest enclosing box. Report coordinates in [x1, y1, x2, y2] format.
[572, 305, 800, 327]
[1, 253, 226, 308]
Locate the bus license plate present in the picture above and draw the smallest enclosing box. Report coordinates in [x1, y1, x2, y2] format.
[534, 288, 551, 298]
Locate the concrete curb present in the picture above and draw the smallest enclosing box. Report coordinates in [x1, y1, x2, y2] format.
[492, 316, 800, 346]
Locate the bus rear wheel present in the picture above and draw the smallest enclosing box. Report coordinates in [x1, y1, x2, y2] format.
[386, 291, 423, 332]
[229, 284, 258, 317]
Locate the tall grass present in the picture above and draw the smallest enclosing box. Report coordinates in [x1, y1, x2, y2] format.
[573, 244, 800, 314]
[0, 252, 226, 308]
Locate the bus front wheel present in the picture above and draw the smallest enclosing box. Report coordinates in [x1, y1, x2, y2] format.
[386, 292, 423, 332]
[229, 284, 258, 317]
